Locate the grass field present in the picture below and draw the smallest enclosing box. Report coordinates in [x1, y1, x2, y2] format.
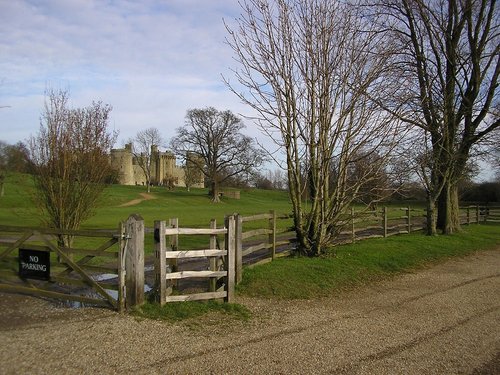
[2, 172, 499, 321]
[0, 173, 293, 229]
[237, 222, 500, 299]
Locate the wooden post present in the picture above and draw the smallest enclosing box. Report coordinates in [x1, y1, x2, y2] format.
[169, 218, 179, 288]
[225, 215, 235, 303]
[407, 206, 411, 233]
[118, 221, 126, 313]
[154, 220, 167, 305]
[351, 207, 355, 243]
[125, 214, 144, 308]
[476, 205, 480, 224]
[467, 206, 470, 225]
[269, 209, 276, 261]
[234, 214, 243, 284]
[383, 207, 388, 238]
[209, 219, 217, 292]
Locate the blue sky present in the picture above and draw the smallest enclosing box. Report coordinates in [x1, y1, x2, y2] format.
[0, 0, 257, 147]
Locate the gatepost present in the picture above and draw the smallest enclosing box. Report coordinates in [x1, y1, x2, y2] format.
[125, 214, 145, 308]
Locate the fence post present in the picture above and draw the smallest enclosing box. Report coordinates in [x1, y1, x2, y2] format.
[467, 206, 470, 225]
[225, 215, 236, 303]
[269, 209, 276, 261]
[351, 207, 356, 243]
[118, 221, 126, 313]
[125, 214, 144, 308]
[383, 207, 388, 238]
[234, 214, 243, 285]
[168, 218, 179, 288]
[407, 206, 411, 233]
[154, 220, 167, 306]
[209, 219, 218, 292]
[476, 205, 480, 224]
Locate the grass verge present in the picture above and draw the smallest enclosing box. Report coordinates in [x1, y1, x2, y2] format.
[237, 222, 500, 299]
[131, 300, 251, 323]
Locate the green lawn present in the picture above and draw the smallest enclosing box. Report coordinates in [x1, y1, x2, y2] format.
[236, 222, 500, 299]
[0, 173, 293, 229]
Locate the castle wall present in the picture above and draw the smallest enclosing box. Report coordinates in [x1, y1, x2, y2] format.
[110, 144, 204, 188]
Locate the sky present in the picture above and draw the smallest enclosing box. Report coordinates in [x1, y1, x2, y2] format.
[0, 0, 495, 181]
[0, 0, 261, 149]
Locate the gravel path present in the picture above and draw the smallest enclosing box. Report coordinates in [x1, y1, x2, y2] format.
[1, 248, 499, 374]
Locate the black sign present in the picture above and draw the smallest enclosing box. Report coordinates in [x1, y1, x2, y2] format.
[19, 248, 51, 281]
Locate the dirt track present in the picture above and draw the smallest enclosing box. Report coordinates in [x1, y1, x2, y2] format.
[0, 248, 499, 374]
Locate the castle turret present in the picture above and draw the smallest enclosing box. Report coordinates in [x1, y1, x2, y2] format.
[110, 143, 134, 185]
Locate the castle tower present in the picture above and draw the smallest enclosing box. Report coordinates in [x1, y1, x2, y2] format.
[110, 143, 134, 185]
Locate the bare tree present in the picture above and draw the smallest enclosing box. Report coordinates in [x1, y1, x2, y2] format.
[374, 0, 499, 234]
[130, 127, 163, 193]
[28, 89, 117, 247]
[171, 107, 265, 202]
[225, 0, 405, 255]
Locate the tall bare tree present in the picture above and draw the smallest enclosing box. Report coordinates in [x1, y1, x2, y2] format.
[374, 0, 499, 234]
[130, 127, 163, 193]
[171, 107, 265, 202]
[225, 0, 404, 255]
[28, 89, 117, 247]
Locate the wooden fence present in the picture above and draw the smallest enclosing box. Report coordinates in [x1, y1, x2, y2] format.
[232, 204, 498, 284]
[234, 211, 295, 283]
[153, 215, 235, 304]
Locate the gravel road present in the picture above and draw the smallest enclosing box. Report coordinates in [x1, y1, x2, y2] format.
[1, 248, 499, 374]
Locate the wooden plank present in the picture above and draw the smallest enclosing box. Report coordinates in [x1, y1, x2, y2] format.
[225, 215, 235, 303]
[209, 219, 218, 292]
[165, 291, 227, 302]
[117, 221, 126, 313]
[275, 239, 294, 247]
[165, 249, 227, 259]
[363, 234, 384, 240]
[359, 225, 382, 231]
[242, 242, 270, 257]
[79, 264, 119, 274]
[241, 213, 272, 222]
[61, 248, 119, 258]
[0, 225, 117, 238]
[386, 230, 409, 237]
[125, 214, 144, 308]
[0, 284, 112, 307]
[50, 276, 120, 291]
[0, 231, 34, 260]
[242, 228, 271, 240]
[234, 215, 243, 285]
[163, 227, 227, 235]
[166, 270, 227, 280]
[246, 257, 272, 269]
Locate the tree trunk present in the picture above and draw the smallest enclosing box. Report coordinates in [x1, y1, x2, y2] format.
[210, 180, 220, 203]
[437, 181, 461, 234]
[425, 194, 438, 236]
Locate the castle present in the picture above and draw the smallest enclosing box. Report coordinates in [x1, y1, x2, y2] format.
[110, 144, 204, 188]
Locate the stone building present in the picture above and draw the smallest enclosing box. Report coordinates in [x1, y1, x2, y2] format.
[110, 143, 204, 188]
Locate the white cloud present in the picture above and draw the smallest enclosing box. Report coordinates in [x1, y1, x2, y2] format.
[0, 0, 255, 148]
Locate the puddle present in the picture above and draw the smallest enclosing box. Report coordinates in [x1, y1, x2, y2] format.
[54, 273, 152, 309]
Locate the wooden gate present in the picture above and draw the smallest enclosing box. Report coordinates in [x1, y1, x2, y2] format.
[154, 215, 235, 304]
[0, 223, 127, 311]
